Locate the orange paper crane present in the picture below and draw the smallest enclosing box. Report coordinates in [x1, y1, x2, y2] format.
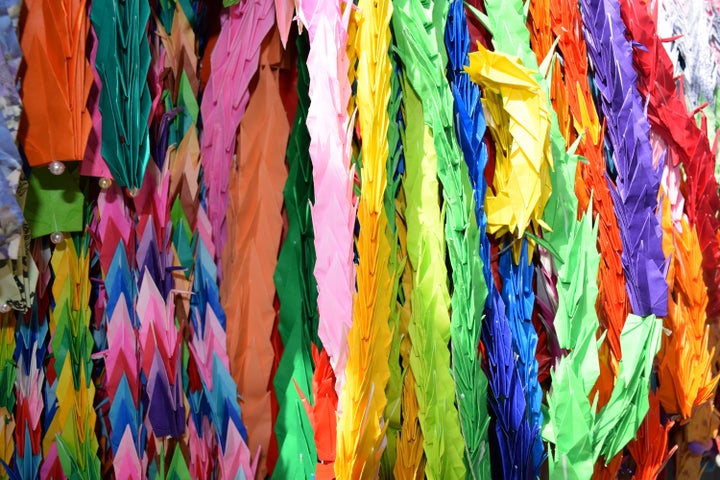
[19, 0, 93, 166]
[221, 27, 289, 480]
[657, 195, 719, 419]
[628, 392, 676, 480]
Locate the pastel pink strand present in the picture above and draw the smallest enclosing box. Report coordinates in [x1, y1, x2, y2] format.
[297, 0, 356, 399]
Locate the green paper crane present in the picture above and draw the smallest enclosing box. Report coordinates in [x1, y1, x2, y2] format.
[392, 0, 489, 477]
[272, 32, 320, 480]
[542, 209, 663, 480]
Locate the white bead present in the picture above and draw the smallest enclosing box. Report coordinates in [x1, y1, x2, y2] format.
[50, 231, 64, 244]
[128, 187, 140, 197]
[98, 177, 112, 189]
[48, 161, 66, 176]
[0, 303, 10, 313]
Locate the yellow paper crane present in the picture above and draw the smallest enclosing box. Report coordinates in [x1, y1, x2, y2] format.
[336, 0, 395, 477]
[466, 44, 553, 257]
